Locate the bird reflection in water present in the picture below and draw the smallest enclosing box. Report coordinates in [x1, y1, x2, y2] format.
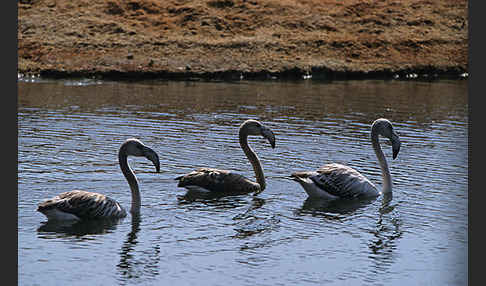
[177, 188, 248, 202]
[295, 191, 402, 280]
[176, 190, 252, 211]
[37, 217, 122, 237]
[117, 214, 161, 283]
[232, 197, 281, 241]
[296, 194, 379, 220]
[366, 193, 403, 279]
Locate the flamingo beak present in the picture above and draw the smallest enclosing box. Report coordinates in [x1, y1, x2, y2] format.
[391, 133, 401, 160]
[143, 146, 160, 173]
[261, 127, 276, 149]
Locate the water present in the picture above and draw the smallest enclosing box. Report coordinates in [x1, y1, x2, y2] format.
[18, 79, 468, 285]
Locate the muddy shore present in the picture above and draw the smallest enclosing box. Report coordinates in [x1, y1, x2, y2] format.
[18, 0, 468, 81]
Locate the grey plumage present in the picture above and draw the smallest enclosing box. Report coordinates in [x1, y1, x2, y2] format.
[291, 118, 401, 199]
[291, 163, 378, 199]
[37, 190, 127, 219]
[176, 168, 260, 195]
[175, 120, 276, 195]
[37, 138, 160, 221]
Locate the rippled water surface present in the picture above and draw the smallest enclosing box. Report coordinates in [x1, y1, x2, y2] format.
[18, 79, 468, 285]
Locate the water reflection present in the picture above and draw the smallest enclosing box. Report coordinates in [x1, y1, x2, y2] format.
[177, 189, 252, 202]
[177, 193, 276, 239]
[18, 80, 467, 131]
[117, 214, 161, 283]
[232, 197, 282, 257]
[37, 217, 121, 237]
[233, 197, 266, 220]
[365, 197, 403, 283]
[296, 195, 379, 218]
[19, 79, 467, 285]
[231, 197, 280, 239]
[176, 192, 251, 210]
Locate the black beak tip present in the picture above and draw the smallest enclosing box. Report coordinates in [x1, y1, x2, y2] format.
[152, 161, 160, 173]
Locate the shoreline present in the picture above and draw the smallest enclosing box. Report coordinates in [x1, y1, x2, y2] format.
[18, 0, 468, 82]
[20, 65, 467, 82]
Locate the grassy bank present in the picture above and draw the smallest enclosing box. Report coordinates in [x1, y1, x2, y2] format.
[18, 0, 468, 80]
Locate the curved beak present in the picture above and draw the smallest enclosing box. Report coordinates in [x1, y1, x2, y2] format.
[261, 126, 276, 149]
[391, 133, 401, 160]
[143, 146, 160, 173]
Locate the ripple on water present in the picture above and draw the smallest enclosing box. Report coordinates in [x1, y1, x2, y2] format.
[18, 80, 468, 286]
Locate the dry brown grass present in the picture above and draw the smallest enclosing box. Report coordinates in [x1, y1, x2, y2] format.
[18, 0, 468, 78]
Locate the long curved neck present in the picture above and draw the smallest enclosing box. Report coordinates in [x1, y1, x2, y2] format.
[239, 130, 266, 191]
[371, 130, 392, 195]
[119, 149, 141, 214]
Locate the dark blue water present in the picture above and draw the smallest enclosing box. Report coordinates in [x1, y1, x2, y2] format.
[18, 79, 468, 285]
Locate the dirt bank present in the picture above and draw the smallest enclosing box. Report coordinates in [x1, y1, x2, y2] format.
[18, 0, 468, 80]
